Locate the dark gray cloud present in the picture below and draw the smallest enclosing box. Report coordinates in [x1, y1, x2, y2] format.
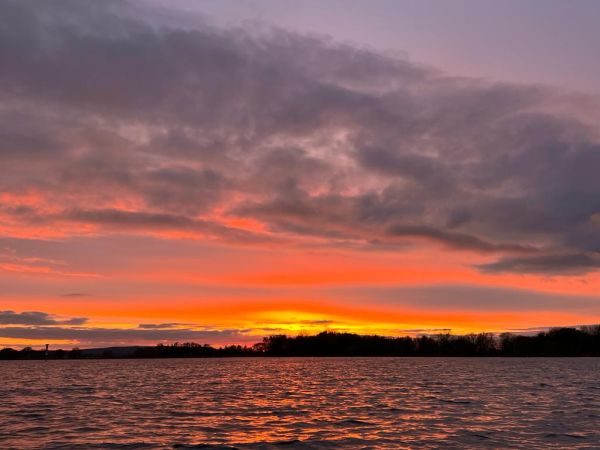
[63, 209, 196, 228]
[386, 224, 536, 253]
[477, 253, 600, 275]
[137, 323, 191, 329]
[0, 0, 599, 274]
[0, 324, 249, 347]
[334, 284, 600, 312]
[0, 310, 87, 326]
[52, 208, 276, 244]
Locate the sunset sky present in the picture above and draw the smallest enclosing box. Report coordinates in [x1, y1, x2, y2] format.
[2, 0, 600, 348]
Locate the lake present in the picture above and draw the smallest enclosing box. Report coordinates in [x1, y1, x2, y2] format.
[1, 358, 600, 449]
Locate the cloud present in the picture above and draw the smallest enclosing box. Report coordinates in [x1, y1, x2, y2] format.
[477, 253, 600, 275]
[62, 209, 196, 229]
[386, 224, 536, 253]
[397, 328, 452, 336]
[0, 311, 87, 326]
[334, 284, 600, 312]
[0, 246, 99, 278]
[0, 325, 250, 347]
[0, 0, 599, 274]
[137, 323, 191, 329]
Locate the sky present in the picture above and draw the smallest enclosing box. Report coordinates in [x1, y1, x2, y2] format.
[1, 0, 600, 349]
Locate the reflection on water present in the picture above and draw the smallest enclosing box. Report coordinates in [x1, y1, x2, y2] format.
[1, 358, 600, 449]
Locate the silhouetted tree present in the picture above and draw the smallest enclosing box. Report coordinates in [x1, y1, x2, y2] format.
[3, 327, 600, 359]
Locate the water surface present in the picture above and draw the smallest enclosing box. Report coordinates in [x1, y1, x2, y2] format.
[1, 358, 600, 449]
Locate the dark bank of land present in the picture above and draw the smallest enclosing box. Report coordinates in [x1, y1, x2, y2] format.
[3, 327, 600, 359]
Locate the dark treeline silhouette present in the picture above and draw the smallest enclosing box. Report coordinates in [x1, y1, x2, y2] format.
[256, 326, 600, 357]
[3, 327, 600, 359]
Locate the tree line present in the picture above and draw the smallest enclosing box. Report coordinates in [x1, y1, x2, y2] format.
[2, 327, 600, 359]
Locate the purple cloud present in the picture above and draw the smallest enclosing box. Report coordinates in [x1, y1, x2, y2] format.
[0, 0, 598, 274]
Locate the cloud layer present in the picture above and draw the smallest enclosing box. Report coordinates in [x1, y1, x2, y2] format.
[0, 310, 86, 326]
[0, 324, 250, 348]
[0, 0, 599, 276]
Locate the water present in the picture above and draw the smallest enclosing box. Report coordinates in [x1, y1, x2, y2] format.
[1, 358, 600, 449]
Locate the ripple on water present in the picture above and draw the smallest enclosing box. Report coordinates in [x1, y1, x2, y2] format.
[2, 358, 600, 449]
